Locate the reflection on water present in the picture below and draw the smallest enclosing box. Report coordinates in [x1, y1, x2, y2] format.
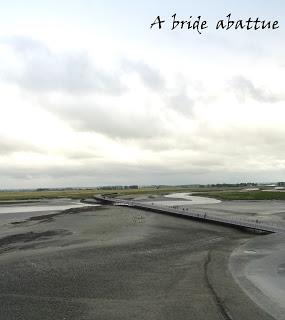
[146, 192, 221, 207]
[0, 202, 87, 214]
[0, 199, 98, 224]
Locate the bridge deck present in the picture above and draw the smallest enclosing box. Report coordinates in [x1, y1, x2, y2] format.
[94, 196, 285, 234]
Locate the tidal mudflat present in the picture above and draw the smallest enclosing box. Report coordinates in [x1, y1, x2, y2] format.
[0, 201, 278, 320]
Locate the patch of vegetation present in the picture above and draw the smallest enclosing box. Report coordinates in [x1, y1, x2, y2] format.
[0, 189, 100, 201]
[0, 186, 243, 201]
[193, 191, 285, 201]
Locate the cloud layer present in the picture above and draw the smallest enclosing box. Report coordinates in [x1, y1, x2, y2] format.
[0, 34, 284, 188]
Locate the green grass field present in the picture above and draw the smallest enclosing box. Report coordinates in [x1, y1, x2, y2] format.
[0, 187, 189, 201]
[1, 187, 284, 202]
[0, 186, 242, 201]
[193, 191, 285, 200]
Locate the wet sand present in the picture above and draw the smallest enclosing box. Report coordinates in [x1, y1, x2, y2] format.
[230, 233, 285, 320]
[0, 204, 275, 320]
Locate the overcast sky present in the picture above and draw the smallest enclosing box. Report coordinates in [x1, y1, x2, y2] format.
[0, 1, 285, 188]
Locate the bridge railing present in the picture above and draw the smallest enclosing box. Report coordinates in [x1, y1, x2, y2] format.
[94, 195, 285, 234]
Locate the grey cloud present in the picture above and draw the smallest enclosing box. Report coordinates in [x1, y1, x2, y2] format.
[0, 137, 41, 156]
[65, 150, 102, 160]
[3, 36, 49, 57]
[1, 160, 285, 189]
[47, 101, 167, 139]
[2, 38, 167, 95]
[1, 120, 285, 188]
[166, 91, 195, 116]
[2, 36, 124, 95]
[0, 159, 227, 183]
[230, 76, 284, 103]
[121, 60, 165, 91]
[0, 141, 20, 155]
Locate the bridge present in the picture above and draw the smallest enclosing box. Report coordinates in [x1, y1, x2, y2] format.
[94, 195, 285, 234]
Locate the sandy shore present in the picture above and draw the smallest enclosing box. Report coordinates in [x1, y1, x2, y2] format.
[0, 205, 275, 319]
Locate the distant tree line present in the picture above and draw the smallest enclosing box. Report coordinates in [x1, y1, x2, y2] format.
[97, 185, 139, 190]
[184, 183, 258, 188]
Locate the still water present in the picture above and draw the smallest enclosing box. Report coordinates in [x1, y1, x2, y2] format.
[0, 199, 98, 224]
